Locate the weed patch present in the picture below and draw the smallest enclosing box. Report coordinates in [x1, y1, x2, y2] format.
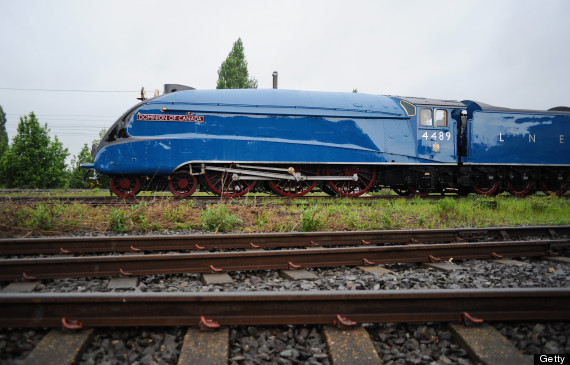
[0, 193, 568, 238]
[300, 206, 324, 232]
[19, 204, 57, 230]
[109, 208, 131, 233]
[163, 205, 186, 223]
[200, 204, 242, 232]
[436, 197, 457, 218]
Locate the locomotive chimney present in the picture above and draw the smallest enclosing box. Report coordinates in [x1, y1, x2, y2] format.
[272, 71, 278, 89]
[136, 87, 147, 101]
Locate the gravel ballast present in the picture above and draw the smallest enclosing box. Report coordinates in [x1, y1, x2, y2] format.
[31, 257, 570, 293]
[1, 252, 568, 364]
[79, 327, 184, 365]
[0, 328, 50, 365]
[229, 326, 330, 365]
[494, 322, 570, 358]
[367, 322, 473, 365]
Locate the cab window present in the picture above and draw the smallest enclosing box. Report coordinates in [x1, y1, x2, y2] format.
[434, 109, 447, 127]
[420, 109, 432, 126]
[400, 100, 416, 116]
[420, 108, 447, 127]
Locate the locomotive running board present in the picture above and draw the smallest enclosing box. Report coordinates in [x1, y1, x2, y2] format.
[204, 166, 358, 181]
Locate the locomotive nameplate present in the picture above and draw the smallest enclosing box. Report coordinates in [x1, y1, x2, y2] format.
[137, 113, 204, 122]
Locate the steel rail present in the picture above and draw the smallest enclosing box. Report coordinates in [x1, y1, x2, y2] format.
[0, 240, 562, 280]
[1, 226, 568, 255]
[1, 288, 568, 328]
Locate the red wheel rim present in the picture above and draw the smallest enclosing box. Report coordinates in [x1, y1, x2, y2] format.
[473, 181, 499, 196]
[507, 180, 533, 197]
[169, 171, 198, 197]
[326, 166, 376, 197]
[269, 166, 319, 197]
[204, 169, 256, 197]
[110, 176, 141, 197]
[541, 181, 566, 196]
[409, 185, 432, 197]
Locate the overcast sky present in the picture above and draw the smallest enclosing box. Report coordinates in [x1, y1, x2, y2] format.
[1, 0, 569, 161]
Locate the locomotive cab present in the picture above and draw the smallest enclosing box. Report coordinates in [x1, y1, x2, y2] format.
[396, 97, 464, 164]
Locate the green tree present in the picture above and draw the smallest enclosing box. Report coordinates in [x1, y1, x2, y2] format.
[0, 112, 68, 188]
[66, 129, 109, 189]
[66, 143, 93, 188]
[216, 38, 258, 89]
[0, 105, 8, 160]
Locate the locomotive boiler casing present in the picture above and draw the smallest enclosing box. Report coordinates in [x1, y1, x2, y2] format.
[92, 89, 460, 177]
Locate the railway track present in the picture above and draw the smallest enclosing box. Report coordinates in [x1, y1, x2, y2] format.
[4, 288, 568, 364]
[0, 239, 567, 280]
[1, 288, 569, 328]
[1, 227, 568, 364]
[1, 225, 568, 255]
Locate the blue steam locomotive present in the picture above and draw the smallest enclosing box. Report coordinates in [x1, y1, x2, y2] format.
[83, 87, 569, 197]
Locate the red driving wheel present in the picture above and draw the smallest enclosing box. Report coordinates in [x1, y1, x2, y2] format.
[110, 176, 141, 197]
[325, 166, 376, 197]
[169, 171, 198, 197]
[473, 181, 500, 196]
[269, 166, 320, 197]
[204, 168, 256, 197]
[507, 180, 533, 197]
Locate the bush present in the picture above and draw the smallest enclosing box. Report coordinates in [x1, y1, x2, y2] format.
[200, 205, 242, 232]
[343, 210, 366, 230]
[529, 196, 549, 213]
[163, 205, 185, 223]
[18, 204, 56, 231]
[109, 208, 130, 233]
[436, 197, 457, 217]
[299, 206, 324, 232]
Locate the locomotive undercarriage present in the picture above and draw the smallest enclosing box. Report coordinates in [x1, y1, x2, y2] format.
[107, 163, 568, 198]
[198, 164, 375, 198]
[108, 163, 376, 198]
[460, 165, 568, 197]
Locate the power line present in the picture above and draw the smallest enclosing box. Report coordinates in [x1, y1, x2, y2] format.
[0, 87, 136, 93]
[47, 133, 107, 137]
[7, 121, 114, 125]
[15, 119, 114, 122]
[6, 114, 117, 118]
[50, 127, 108, 130]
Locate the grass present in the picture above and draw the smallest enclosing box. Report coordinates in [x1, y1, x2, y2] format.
[0, 195, 568, 237]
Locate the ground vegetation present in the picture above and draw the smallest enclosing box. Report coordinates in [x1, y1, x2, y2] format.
[0, 195, 568, 237]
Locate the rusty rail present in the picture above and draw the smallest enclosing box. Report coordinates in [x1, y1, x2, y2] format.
[1, 226, 568, 255]
[0, 239, 563, 280]
[1, 288, 568, 328]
